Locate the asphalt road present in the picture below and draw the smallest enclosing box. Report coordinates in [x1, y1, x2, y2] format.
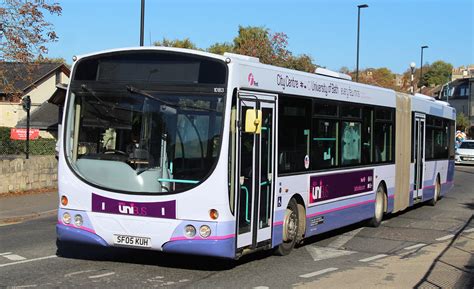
[1, 166, 473, 288]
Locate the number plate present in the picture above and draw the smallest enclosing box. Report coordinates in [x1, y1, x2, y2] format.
[113, 234, 151, 248]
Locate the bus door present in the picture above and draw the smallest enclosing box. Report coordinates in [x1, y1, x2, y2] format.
[236, 91, 276, 250]
[413, 113, 426, 201]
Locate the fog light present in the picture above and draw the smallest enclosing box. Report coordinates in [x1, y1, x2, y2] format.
[62, 212, 71, 224]
[61, 195, 68, 206]
[209, 209, 219, 220]
[74, 214, 83, 227]
[199, 225, 211, 238]
[184, 225, 196, 238]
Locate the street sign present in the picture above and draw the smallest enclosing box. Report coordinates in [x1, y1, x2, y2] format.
[10, 128, 40, 140]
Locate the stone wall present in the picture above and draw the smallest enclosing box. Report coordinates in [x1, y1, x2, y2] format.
[0, 156, 57, 194]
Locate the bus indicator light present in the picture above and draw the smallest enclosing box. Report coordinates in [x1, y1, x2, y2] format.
[209, 209, 219, 220]
[61, 195, 68, 206]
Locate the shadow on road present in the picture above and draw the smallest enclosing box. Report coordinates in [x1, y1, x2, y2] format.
[56, 240, 274, 271]
[413, 215, 474, 289]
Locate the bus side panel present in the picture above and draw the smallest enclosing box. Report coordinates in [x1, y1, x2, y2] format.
[422, 159, 450, 201]
[304, 194, 375, 237]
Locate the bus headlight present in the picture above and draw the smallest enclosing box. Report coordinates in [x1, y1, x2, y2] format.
[74, 214, 83, 227]
[62, 212, 71, 224]
[199, 225, 211, 238]
[184, 225, 196, 238]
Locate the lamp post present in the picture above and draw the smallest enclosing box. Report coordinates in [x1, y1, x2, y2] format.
[140, 0, 145, 46]
[356, 4, 369, 82]
[410, 62, 416, 95]
[419, 45, 428, 92]
[22, 95, 31, 159]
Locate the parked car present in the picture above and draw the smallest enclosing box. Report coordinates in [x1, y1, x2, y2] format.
[455, 140, 474, 165]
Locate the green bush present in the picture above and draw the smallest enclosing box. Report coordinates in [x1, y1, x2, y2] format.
[0, 126, 56, 155]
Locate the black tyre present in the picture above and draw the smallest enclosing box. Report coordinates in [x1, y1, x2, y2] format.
[368, 185, 385, 228]
[429, 176, 441, 206]
[275, 198, 299, 256]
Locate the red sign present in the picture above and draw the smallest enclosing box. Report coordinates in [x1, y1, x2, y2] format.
[10, 128, 40, 140]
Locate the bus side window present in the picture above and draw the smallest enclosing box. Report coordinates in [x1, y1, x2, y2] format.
[278, 96, 311, 173]
[312, 119, 339, 169]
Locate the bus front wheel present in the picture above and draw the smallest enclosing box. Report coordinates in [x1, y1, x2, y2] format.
[275, 198, 299, 256]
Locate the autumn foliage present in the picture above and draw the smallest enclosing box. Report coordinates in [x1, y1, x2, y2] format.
[0, 0, 62, 100]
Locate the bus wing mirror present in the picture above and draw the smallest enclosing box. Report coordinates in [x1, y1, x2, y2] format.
[244, 109, 262, 134]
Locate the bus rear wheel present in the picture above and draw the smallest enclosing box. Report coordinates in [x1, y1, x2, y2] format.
[368, 185, 386, 228]
[275, 198, 299, 256]
[429, 176, 441, 206]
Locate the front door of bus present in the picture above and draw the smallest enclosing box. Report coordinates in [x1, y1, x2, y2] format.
[236, 92, 276, 250]
[413, 114, 426, 201]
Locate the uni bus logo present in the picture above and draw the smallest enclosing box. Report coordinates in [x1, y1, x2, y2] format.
[310, 180, 327, 203]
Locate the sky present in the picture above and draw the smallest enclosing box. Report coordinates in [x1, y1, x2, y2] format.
[45, 0, 473, 74]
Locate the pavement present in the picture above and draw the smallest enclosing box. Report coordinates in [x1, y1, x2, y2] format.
[0, 191, 58, 224]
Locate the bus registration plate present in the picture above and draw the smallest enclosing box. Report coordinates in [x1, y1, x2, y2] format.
[113, 234, 151, 248]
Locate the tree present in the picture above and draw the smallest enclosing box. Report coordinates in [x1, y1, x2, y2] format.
[233, 26, 274, 64]
[358, 67, 396, 90]
[207, 42, 234, 55]
[422, 60, 453, 87]
[1, 0, 62, 100]
[153, 38, 198, 50]
[151, 26, 317, 73]
[285, 54, 316, 73]
[456, 112, 470, 133]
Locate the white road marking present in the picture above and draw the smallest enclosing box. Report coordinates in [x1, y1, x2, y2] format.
[14, 285, 37, 288]
[436, 234, 455, 241]
[359, 254, 388, 262]
[300, 267, 338, 278]
[0, 252, 12, 256]
[88, 272, 116, 279]
[253, 287, 269, 289]
[403, 243, 426, 250]
[464, 228, 474, 233]
[306, 245, 356, 261]
[327, 228, 363, 249]
[3, 254, 27, 261]
[0, 222, 21, 227]
[0, 255, 57, 268]
[64, 270, 96, 277]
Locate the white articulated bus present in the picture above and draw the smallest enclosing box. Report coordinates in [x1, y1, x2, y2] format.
[57, 47, 456, 258]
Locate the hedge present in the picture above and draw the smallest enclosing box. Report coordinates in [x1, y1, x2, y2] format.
[0, 126, 56, 155]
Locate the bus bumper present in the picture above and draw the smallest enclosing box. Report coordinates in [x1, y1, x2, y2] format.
[56, 223, 108, 247]
[162, 238, 235, 259]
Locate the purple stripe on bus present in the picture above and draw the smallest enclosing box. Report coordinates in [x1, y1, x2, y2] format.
[91, 193, 176, 219]
[162, 238, 235, 259]
[170, 233, 235, 241]
[57, 220, 96, 234]
[56, 224, 108, 247]
[307, 199, 375, 218]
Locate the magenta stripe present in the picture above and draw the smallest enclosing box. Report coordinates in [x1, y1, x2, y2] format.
[307, 199, 374, 218]
[273, 221, 283, 226]
[170, 233, 235, 241]
[58, 220, 96, 234]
